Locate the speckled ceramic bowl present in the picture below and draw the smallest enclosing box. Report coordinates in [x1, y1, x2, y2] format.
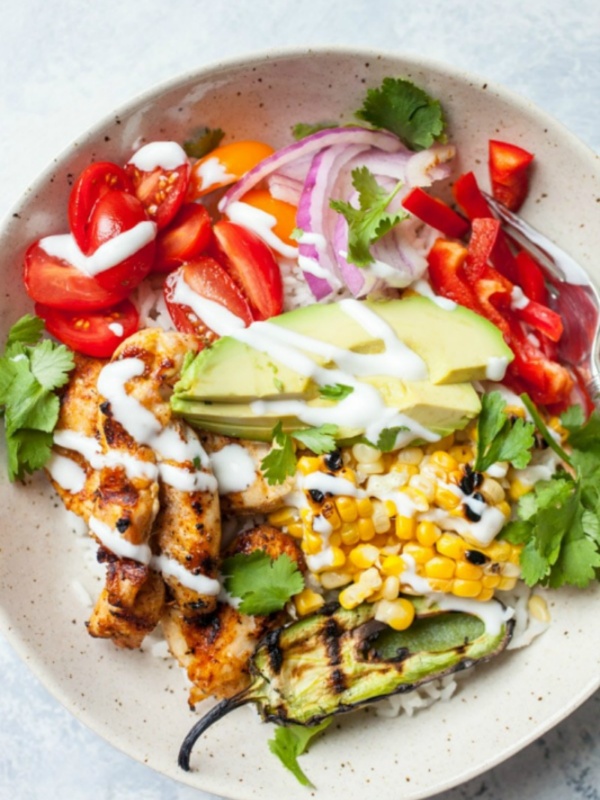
[0, 48, 599, 800]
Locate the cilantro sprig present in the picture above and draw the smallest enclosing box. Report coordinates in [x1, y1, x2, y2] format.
[268, 720, 332, 787]
[291, 121, 337, 140]
[260, 421, 339, 485]
[355, 77, 446, 151]
[474, 391, 536, 473]
[222, 551, 305, 616]
[501, 399, 600, 589]
[318, 383, 354, 401]
[330, 167, 407, 267]
[0, 315, 74, 481]
[183, 126, 225, 159]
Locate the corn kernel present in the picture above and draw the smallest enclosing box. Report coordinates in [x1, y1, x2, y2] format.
[340, 523, 361, 547]
[375, 597, 415, 630]
[335, 496, 358, 523]
[421, 461, 447, 481]
[349, 543, 380, 569]
[372, 501, 392, 533]
[401, 486, 430, 512]
[339, 583, 366, 609]
[357, 462, 385, 475]
[287, 522, 305, 539]
[381, 575, 400, 600]
[452, 579, 482, 598]
[381, 554, 406, 576]
[504, 404, 525, 419]
[429, 451, 459, 473]
[481, 574, 501, 588]
[302, 530, 323, 555]
[294, 588, 325, 616]
[321, 503, 342, 530]
[426, 577, 453, 592]
[391, 463, 419, 478]
[402, 542, 436, 564]
[329, 532, 342, 547]
[434, 485, 461, 510]
[497, 501, 512, 518]
[352, 443, 382, 464]
[356, 497, 374, 517]
[528, 593, 551, 623]
[357, 517, 376, 541]
[509, 479, 533, 501]
[449, 444, 474, 464]
[502, 561, 521, 578]
[455, 561, 483, 581]
[476, 587, 495, 602]
[319, 570, 353, 590]
[436, 533, 465, 560]
[395, 515, 417, 541]
[416, 521, 442, 547]
[508, 544, 522, 565]
[268, 507, 298, 527]
[497, 576, 517, 591]
[408, 474, 436, 501]
[396, 446, 424, 465]
[297, 456, 321, 475]
[479, 477, 506, 505]
[447, 468, 464, 485]
[424, 556, 455, 580]
[485, 540, 512, 561]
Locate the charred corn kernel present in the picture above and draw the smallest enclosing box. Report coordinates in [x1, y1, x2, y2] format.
[402, 542, 436, 564]
[356, 497, 373, 517]
[340, 523, 360, 547]
[402, 486, 430, 512]
[436, 533, 465, 560]
[455, 561, 484, 581]
[381, 554, 406, 576]
[497, 576, 517, 591]
[479, 477, 506, 504]
[268, 507, 298, 527]
[335, 496, 358, 523]
[297, 456, 322, 475]
[357, 517, 376, 541]
[287, 522, 305, 539]
[395, 515, 417, 540]
[396, 446, 424, 465]
[509, 479, 533, 501]
[381, 575, 400, 600]
[349, 543, 380, 569]
[416, 521, 442, 547]
[319, 570, 353, 590]
[294, 588, 325, 616]
[372, 501, 392, 533]
[321, 504, 342, 530]
[528, 593, 551, 623]
[476, 587, 495, 602]
[409, 474, 436, 501]
[374, 598, 415, 631]
[302, 530, 323, 555]
[424, 556, 455, 580]
[391, 463, 419, 478]
[429, 451, 459, 473]
[434, 484, 461, 511]
[320, 546, 346, 571]
[352, 443, 382, 463]
[449, 444, 474, 464]
[452, 579, 482, 598]
[482, 574, 501, 589]
[485, 540, 512, 561]
[426, 577, 453, 592]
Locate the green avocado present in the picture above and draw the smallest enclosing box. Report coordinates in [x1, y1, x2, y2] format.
[171, 296, 512, 441]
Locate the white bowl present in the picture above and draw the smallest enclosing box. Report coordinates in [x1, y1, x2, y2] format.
[1, 47, 599, 800]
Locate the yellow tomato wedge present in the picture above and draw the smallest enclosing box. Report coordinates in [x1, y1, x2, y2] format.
[239, 188, 298, 248]
[188, 141, 274, 199]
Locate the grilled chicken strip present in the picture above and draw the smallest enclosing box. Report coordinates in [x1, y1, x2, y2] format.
[162, 524, 306, 705]
[200, 433, 294, 515]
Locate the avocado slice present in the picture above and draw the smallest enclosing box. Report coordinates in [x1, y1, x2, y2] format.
[173, 379, 481, 442]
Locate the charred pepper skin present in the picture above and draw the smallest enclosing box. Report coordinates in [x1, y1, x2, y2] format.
[179, 598, 514, 771]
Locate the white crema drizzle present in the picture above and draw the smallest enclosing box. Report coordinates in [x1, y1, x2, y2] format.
[127, 141, 187, 171]
[225, 201, 298, 259]
[169, 270, 247, 336]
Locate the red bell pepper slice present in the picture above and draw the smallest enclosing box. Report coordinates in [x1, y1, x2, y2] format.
[401, 188, 470, 240]
[464, 217, 501, 281]
[488, 140, 534, 212]
[453, 171, 519, 283]
[426, 239, 482, 311]
[515, 249, 548, 304]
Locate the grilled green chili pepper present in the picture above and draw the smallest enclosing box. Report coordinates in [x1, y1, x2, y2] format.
[179, 597, 514, 770]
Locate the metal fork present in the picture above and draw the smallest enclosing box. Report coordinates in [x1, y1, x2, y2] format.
[485, 195, 600, 409]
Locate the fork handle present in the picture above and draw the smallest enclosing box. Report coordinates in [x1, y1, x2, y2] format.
[586, 374, 600, 412]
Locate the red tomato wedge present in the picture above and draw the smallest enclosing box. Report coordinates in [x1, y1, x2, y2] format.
[23, 241, 131, 311]
[212, 221, 283, 320]
[68, 161, 133, 253]
[164, 257, 254, 341]
[489, 140, 534, 212]
[86, 190, 156, 292]
[154, 203, 213, 272]
[126, 158, 190, 230]
[35, 299, 139, 357]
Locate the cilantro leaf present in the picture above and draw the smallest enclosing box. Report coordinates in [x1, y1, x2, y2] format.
[292, 121, 337, 140]
[475, 392, 535, 472]
[0, 315, 75, 481]
[318, 383, 354, 401]
[355, 78, 446, 151]
[292, 424, 338, 454]
[222, 551, 304, 616]
[183, 127, 225, 159]
[375, 426, 410, 453]
[329, 167, 407, 267]
[268, 720, 332, 787]
[260, 422, 297, 485]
